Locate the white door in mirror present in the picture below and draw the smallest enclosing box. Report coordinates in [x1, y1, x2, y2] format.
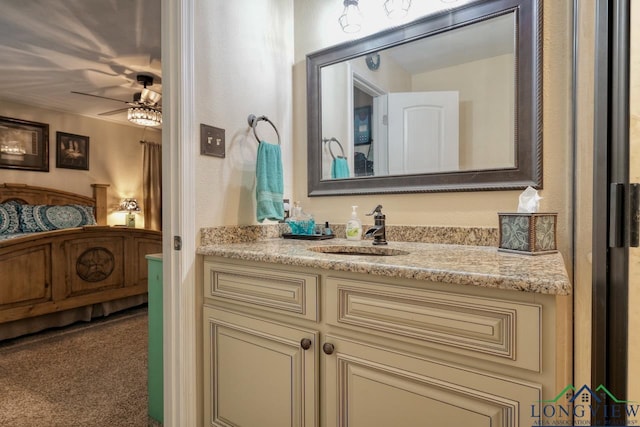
[378, 91, 459, 175]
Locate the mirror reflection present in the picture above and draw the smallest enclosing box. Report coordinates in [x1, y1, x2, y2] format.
[320, 13, 515, 181]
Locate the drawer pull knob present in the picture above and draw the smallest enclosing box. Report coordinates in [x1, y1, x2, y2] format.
[323, 343, 335, 355]
[300, 338, 312, 350]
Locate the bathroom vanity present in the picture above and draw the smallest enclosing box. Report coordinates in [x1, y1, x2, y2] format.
[197, 237, 571, 427]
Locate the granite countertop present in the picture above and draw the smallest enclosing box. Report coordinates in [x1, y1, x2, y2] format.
[197, 237, 571, 295]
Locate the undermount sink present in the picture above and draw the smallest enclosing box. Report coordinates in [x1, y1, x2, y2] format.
[308, 245, 409, 256]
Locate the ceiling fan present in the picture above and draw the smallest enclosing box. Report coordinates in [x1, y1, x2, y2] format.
[71, 74, 162, 127]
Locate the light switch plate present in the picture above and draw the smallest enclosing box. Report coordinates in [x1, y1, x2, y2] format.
[200, 124, 225, 158]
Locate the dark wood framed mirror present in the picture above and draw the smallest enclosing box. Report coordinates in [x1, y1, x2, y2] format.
[307, 0, 542, 196]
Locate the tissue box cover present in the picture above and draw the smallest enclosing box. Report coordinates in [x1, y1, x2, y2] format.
[498, 213, 558, 255]
[286, 219, 316, 235]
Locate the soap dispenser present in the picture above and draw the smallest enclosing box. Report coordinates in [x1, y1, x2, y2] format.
[345, 206, 362, 240]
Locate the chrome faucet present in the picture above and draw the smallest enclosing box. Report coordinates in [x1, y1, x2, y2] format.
[364, 205, 387, 245]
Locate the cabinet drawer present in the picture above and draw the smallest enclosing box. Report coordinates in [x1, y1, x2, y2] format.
[326, 277, 541, 371]
[204, 261, 319, 321]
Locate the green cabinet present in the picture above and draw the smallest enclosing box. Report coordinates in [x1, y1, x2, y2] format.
[146, 253, 163, 423]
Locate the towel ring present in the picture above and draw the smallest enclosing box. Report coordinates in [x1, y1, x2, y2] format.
[322, 137, 346, 159]
[248, 114, 281, 145]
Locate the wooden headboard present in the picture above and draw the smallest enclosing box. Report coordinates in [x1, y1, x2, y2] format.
[0, 183, 109, 225]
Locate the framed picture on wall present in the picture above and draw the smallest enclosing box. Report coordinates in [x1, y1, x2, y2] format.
[0, 116, 49, 172]
[56, 131, 89, 170]
[354, 106, 372, 146]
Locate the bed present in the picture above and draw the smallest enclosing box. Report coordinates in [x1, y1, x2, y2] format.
[0, 183, 162, 340]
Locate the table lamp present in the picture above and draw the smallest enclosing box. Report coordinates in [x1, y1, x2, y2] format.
[119, 198, 141, 227]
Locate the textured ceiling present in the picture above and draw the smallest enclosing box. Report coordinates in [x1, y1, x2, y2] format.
[0, 0, 161, 126]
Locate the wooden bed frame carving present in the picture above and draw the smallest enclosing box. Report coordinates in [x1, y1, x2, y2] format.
[0, 183, 162, 339]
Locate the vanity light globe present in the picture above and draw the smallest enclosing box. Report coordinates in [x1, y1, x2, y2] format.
[339, 0, 362, 33]
[384, 0, 411, 19]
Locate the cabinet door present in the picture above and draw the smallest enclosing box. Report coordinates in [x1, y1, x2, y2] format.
[203, 307, 318, 427]
[322, 335, 541, 427]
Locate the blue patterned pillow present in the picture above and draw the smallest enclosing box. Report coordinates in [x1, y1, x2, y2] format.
[20, 204, 97, 232]
[0, 202, 21, 234]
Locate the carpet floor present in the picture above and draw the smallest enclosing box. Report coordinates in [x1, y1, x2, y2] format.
[0, 307, 149, 427]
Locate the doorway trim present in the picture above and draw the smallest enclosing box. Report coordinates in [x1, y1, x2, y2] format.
[162, 0, 198, 424]
[351, 69, 385, 176]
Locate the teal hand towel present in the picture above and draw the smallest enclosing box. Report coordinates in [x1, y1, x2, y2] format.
[331, 157, 350, 179]
[256, 140, 284, 222]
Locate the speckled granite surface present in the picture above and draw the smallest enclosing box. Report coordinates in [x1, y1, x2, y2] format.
[197, 236, 571, 295]
[201, 224, 499, 246]
[201, 224, 288, 244]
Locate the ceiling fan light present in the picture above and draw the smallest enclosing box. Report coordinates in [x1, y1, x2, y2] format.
[128, 106, 162, 127]
[140, 88, 162, 105]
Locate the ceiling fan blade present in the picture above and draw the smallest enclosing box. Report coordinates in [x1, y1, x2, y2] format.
[71, 91, 129, 104]
[99, 107, 130, 116]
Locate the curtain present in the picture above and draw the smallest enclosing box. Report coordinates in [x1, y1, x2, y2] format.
[143, 142, 162, 230]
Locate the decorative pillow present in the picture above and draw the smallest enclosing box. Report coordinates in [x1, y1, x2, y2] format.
[19, 204, 97, 232]
[0, 202, 21, 234]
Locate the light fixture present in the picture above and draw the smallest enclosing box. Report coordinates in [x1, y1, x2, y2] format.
[339, 0, 413, 33]
[128, 106, 162, 127]
[384, 0, 411, 19]
[119, 198, 141, 227]
[127, 75, 163, 127]
[339, 0, 362, 33]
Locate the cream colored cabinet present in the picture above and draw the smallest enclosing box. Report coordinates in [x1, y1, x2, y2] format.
[322, 334, 540, 427]
[203, 260, 320, 427]
[202, 257, 569, 427]
[203, 307, 318, 427]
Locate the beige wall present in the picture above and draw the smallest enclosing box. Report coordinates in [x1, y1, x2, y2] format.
[353, 50, 412, 93]
[0, 99, 160, 227]
[193, 0, 294, 231]
[412, 54, 515, 170]
[293, 0, 574, 267]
